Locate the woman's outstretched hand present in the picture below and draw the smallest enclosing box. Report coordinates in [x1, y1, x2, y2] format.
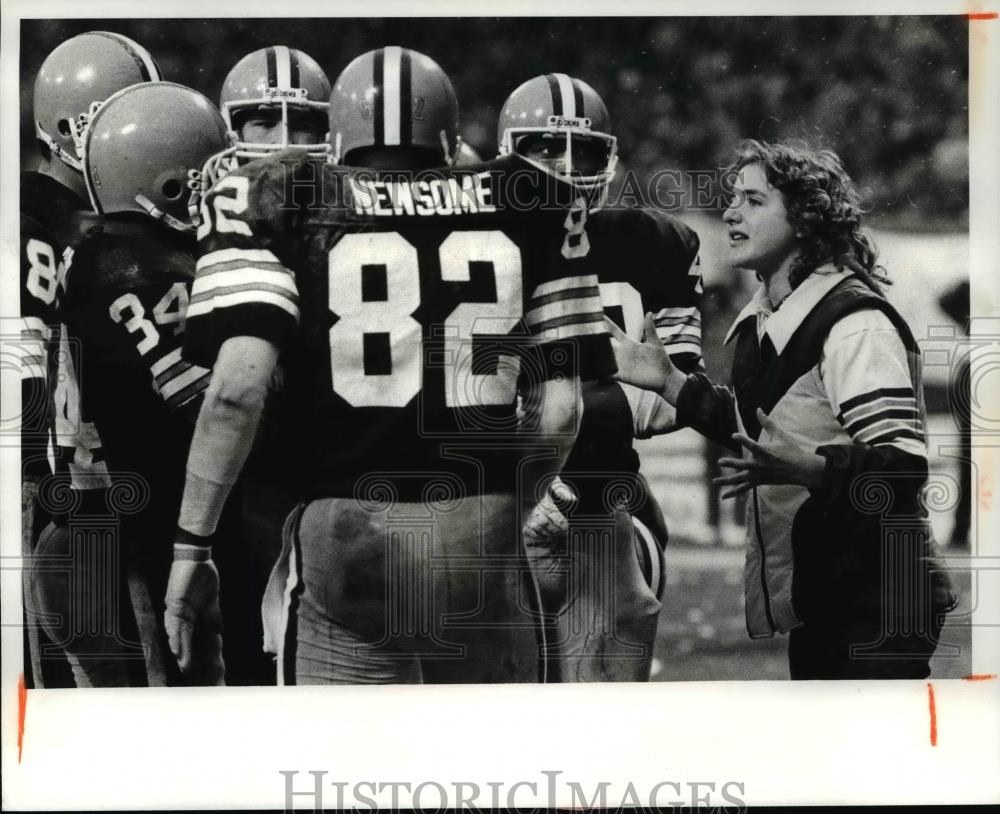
[715, 407, 826, 498]
[606, 313, 689, 404]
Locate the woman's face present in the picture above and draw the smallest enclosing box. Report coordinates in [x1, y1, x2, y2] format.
[723, 161, 798, 276]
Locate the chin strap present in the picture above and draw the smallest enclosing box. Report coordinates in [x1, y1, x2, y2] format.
[135, 193, 194, 234]
[440, 130, 455, 165]
[35, 122, 83, 173]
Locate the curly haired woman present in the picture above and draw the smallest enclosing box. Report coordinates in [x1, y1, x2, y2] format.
[610, 140, 956, 679]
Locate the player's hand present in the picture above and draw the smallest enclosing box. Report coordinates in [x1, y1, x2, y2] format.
[164, 552, 225, 685]
[714, 407, 826, 498]
[606, 313, 687, 404]
[523, 477, 577, 546]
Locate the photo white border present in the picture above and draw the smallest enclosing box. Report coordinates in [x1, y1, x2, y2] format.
[2, 0, 998, 808]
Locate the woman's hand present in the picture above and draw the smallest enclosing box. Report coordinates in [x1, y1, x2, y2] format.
[606, 313, 688, 404]
[715, 408, 827, 498]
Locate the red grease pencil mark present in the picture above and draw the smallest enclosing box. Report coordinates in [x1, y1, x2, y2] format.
[980, 473, 994, 511]
[17, 674, 27, 763]
[927, 682, 937, 746]
[967, 11, 998, 19]
[962, 673, 997, 681]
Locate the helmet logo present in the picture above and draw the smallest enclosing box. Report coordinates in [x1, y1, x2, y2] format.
[547, 114, 591, 130]
[413, 96, 425, 121]
[361, 98, 373, 121]
[264, 86, 308, 101]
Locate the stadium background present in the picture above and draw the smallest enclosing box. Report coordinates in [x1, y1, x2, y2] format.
[19, 16, 972, 679]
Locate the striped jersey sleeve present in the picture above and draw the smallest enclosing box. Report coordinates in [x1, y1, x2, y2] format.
[820, 308, 927, 458]
[645, 216, 703, 372]
[17, 316, 48, 383]
[147, 344, 211, 411]
[524, 271, 615, 381]
[524, 273, 606, 340]
[183, 174, 300, 369]
[652, 301, 701, 359]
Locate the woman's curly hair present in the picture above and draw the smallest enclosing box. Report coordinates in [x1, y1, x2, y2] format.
[726, 139, 889, 291]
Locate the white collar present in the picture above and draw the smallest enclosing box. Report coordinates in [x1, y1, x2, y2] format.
[723, 266, 854, 352]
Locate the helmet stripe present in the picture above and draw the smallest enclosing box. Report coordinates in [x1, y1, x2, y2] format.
[553, 73, 576, 118]
[372, 48, 384, 146]
[570, 78, 586, 119]
[265, 47, 278, 87]
[399, 48, 412, 148]
[91, 31, 161, 82]
[382, 46, 402, 146]
[273, 45, 292, 89]
[544, 74, 563, 116]
[288, 49, 301, 89]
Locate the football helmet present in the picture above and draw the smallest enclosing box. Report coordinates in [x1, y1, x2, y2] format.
[34, 31, 161, 172]
[84, 82, 228, 232]
[328, 46, 459, 165]
[218, 46, 330, 160]
[497, 74, 618, 193]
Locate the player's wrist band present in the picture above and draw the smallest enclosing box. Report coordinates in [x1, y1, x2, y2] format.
[174, 527, 213, 560]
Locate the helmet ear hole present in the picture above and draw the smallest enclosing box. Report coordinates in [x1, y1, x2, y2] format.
[161, 178, 184, 200]
[57, 118, 72, 136]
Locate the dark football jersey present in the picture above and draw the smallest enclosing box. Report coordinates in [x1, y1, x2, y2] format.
[19, 172, 83, 478]
[562, 206, 702, 508]
[184, 151, 615, 501]
[61, 215, 211, 529]
[20, 171, 112, 494]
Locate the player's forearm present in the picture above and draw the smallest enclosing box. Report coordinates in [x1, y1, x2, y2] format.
[177, 387, 263, 538]
[658, 366, 690, 405]
[620, 382, 678, 438]
[518, 377, 582, 510]
[177, 337, 278, 539]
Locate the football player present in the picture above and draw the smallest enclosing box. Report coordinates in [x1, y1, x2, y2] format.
[165, 47, 615, 685]
[35, 81, 231, 686]
[22, 31, 161, 687]
[205, 45, 336, 685]
[502, 75, 703, 682]
[202, 45, 331, 184]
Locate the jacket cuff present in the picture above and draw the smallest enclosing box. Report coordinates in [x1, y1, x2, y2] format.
[811, 444, 852, 504]
[673, 373, 705, 430]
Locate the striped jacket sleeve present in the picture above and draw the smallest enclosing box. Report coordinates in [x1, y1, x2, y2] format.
[813, 307, 930, 506]
[183, 173, 299, 369]
[820, 308, 927, 458]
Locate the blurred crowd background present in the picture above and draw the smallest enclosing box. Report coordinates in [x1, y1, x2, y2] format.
[19, 16, 972, 678]
[21, 16, 968, 228]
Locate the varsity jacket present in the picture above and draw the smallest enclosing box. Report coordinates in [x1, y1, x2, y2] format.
[676, 267, 956, 637]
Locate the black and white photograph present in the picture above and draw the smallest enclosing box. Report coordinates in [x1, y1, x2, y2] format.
[2, 0, 998, 809]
